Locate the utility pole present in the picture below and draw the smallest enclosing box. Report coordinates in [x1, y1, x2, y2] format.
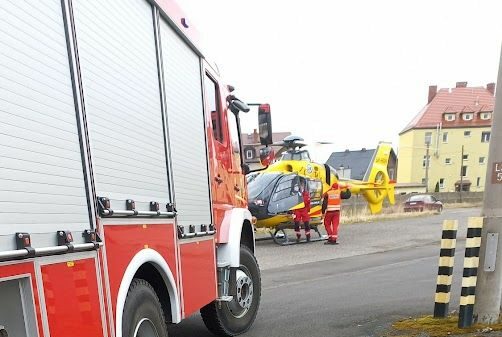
[425, 142, 430, 193]
[459, 145, 464, 202]
[474, 46, 502, 324]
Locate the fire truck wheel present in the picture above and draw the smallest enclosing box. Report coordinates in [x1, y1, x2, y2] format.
[123, 278, 169, 337]
[200, 246, 261, 336]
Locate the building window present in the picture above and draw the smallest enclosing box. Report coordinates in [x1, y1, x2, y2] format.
[481, 112, 492, 120]
[445, 158, 452, 165]
[245, 149, 254, 160]
[463, 154, 469, 161]
[421, 178, 426, 185]
[424, 132, 432, 145]
[479, 156, 486, 165]
[456, 183, 470, 192]
[462, 113, 473, 121]
[464, 130, 471, 137]
[445, 114, 456, 121]
[477, 177, 481, 187]
[442, 132, 448, 143]
[422, 155, 431, 168]
[439, 178, 445, 189]
[461, 165, 468, 177]
[481, 131, 491, 143]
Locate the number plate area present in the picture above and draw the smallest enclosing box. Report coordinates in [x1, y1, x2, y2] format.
[492, 162, 502, 184]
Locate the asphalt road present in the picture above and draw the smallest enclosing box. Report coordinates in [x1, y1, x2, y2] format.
[169, 207, 480, 337]
[255, 207, 479, 270]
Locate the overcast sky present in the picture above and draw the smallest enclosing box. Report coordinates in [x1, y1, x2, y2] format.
[178, 0, 502, 160]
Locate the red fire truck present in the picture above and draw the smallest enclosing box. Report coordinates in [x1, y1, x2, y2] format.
[0, 1, 273, 336]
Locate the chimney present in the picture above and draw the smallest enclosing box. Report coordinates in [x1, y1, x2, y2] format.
[428, 85, 437, 104]
[456, 81, 468, 88]
[253, 129, 259, 143]
[487, 82, 496, 96]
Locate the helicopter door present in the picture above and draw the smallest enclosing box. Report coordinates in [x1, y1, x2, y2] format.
[307, 179, 323, 207]
[267, 174, 302, 214]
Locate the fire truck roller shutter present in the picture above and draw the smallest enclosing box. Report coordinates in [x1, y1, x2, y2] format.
[159, 19, 212, 229]
[0, 0, 91, 249]
[72, 0, 171, 212]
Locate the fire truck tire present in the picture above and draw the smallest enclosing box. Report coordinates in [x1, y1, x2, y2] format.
[123, 278, 169, 337]
[200, 246, 261, 336]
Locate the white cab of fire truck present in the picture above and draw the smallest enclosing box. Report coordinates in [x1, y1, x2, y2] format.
[0, 1, 273, 337]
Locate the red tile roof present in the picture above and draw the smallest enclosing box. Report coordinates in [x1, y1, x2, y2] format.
[401, 86, 495, 134]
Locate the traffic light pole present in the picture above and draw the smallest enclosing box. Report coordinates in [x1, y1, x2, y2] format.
[474, 46, 502, 324]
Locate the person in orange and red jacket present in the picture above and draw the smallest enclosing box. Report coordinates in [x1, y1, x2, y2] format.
[321, 182, 345, 245]
[293, 179, 311, 243]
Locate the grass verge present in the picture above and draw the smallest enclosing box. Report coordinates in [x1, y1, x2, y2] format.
[341, 205, 436, 225]
[386, 315, 502, 337]
[444, 202, 482, 209]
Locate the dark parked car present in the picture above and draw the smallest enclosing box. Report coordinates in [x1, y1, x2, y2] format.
[403, 194, 443, 213]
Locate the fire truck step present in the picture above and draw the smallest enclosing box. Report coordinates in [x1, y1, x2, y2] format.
[216, 296, 233, 302]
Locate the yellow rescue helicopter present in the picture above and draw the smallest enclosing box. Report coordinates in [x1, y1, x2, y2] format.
[247, 136, 396, 245]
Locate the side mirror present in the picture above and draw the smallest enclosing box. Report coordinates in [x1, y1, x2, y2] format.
[228, 96, 250, 114]
[259, 146, 275, 167]
[258, 104, 273, 145]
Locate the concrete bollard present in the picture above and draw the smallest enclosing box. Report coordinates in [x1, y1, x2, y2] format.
[434, 219, 458, 318]
[458, 217, 484, 328]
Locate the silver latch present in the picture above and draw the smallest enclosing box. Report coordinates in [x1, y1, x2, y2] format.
[0, 325, 8, 337]
[484, 233, 499, 272]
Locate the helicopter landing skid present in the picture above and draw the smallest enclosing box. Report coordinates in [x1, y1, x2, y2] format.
[270, 225, 327, 246]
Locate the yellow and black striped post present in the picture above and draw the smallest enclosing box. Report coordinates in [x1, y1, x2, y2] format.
[434, 220, 458, 318]
[458, 217, 484, 328]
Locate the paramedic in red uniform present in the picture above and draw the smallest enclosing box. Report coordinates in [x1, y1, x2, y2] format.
[293, 179, 311, 243]
[322, 182, 344, 245]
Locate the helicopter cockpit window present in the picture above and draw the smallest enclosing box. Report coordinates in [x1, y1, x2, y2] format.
[280, 153, 292, 161]
[248, 172, 281, 200]
[246, 172, 259, 184]
[268, 174, 302, 214]
[280, 151, 311, 161]
[271, 175, 296, 202]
